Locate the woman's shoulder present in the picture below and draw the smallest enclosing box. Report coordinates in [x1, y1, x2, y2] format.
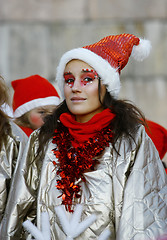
[115, 124, 147, 153]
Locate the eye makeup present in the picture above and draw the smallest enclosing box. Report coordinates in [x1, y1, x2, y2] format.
[64, 69, 98, 88]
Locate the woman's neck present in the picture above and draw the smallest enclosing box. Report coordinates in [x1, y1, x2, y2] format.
[75, 107, 105, 123]
[60, 108, 115, 144]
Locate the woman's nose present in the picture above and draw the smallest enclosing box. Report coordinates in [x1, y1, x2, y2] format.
[72, 79, 81, 92]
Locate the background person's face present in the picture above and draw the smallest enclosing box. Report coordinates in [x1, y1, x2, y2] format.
[28, 105, 56, 129]
[64, 59, 106, 123]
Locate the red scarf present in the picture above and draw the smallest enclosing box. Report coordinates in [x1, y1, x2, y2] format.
[60, 108, 115, 144]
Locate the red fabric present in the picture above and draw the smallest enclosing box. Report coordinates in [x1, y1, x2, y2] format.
[83, 33, 140, 72]
[60, 108, 115, 143]
[145, 120, 167, 159]
[19, 126, 34, 137]
[11, 75, 60, 112]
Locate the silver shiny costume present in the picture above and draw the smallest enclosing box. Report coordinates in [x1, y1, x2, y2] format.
[1, 125, 167, 239]
[0, 121, 28, 223]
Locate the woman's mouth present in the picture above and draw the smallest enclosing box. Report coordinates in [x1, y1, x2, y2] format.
[71, 97, 86, 102]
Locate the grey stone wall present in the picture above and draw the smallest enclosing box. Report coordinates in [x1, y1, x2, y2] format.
[0, 0, 167, 133]
[1, 0, 167, 21]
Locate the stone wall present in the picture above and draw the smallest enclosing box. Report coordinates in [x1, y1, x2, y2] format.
[0, 0, 167, 132]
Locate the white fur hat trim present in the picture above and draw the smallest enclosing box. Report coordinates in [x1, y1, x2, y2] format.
[14, 96, 60, 118]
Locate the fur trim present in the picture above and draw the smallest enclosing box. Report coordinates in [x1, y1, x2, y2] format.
[55, 204, 97, 239]
[23, 220, 44, 240]
[14, 96, 60, 118]
[56, 48, 120, 99]
[131, 38, 152, 61]
[23, 212, 50, 240]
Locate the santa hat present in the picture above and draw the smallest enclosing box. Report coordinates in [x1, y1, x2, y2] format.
[12, 75, 60, 118]
[56, 33, 151, 99]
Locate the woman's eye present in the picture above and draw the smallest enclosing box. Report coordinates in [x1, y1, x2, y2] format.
[85, 76, 94, 81]
[64, 74, 75, 87]
[65, 78, 74, 88]
[81, 72, 96, 85]
[65, 78, 74, 84]
[82, 77, 93, 84]
[39, 111, 45, 114]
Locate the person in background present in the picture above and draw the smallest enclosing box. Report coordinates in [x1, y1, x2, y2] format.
[12, 74, 61, 136]
[0, 76, 27, 223]
[1, 33, 167, 240]
[145, 119, 167, 171]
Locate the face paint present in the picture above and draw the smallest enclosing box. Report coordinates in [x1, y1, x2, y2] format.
[64, 69, 98, 88]
[64, 73, 75, 88]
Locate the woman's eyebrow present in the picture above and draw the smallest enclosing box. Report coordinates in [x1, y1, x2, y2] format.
[37, 107, 46, 111]
[81, 69, 94, 73]
[64, 72, 72, 75]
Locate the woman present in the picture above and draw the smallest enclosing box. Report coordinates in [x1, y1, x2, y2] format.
[0, 76, 27, 223]
[12, 74, 60, 136]
[1, 33, 167, 239]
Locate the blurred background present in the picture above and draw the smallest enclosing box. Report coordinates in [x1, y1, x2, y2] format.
[0, 0, 167, 130]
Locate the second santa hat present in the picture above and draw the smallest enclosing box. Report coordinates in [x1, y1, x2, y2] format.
[56, 33, 151, 99]
[12, 75, 60, 118]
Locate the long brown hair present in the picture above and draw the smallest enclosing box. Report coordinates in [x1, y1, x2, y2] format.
[0, 76, 12, 150]
[98, 79, 146, 146]
[14, 112, 32, 129]
[37, 79, 146, 157]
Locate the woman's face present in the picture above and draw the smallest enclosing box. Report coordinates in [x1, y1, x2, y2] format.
[28, 105, 56, 129]
[64, 59, 106, 123]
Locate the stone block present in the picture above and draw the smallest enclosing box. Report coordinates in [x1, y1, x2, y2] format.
[88, 0, 167, 20]
[0, 24, 53, 82]
[1, 0, 167, 21]
[120, 76, 167, 128]
[0, 0, 87, 21]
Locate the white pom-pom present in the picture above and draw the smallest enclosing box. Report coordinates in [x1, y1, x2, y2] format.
[131, 38, 152, 61]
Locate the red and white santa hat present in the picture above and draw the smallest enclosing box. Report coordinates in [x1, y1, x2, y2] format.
[56, 33, 151, 99]
[12, 75, 60, 118]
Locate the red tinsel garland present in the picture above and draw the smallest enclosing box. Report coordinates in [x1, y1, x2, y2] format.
[52, 123, 113, 212]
